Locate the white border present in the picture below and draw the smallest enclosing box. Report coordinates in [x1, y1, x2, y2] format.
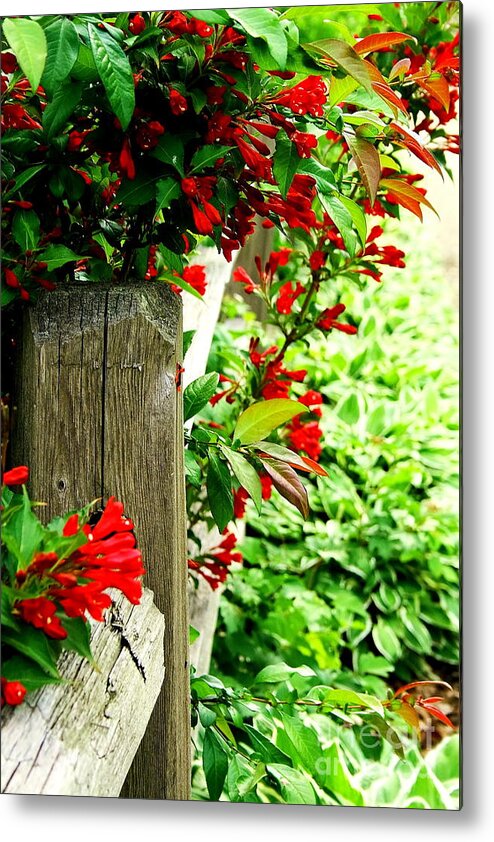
[2, 0, 493, 838]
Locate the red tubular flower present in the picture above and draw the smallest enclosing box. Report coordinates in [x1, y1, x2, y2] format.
[182, 264, 207, 295]
[316, 304, 357, 334]
[190, 200, 214, 235]
[89, 497, 134, 540]
[169, 88, 188, 115]
[1, 52, 18, 74]
[292, 131, 318, 158]
[273, 76, 327, 117]
[17, 597, 67, 639]
[298, 390, 323, 408]
[233, 487, 249, 519]
[1, 677, 27, 707]
[260, 475, 273, 500]
[235, 136, 273, 181]
[309, 250, 326, 271]
[2, 465, 29, 485]
[135, 120, 165, 150]
[233, 266, 257, 294]
[276, 281, 305, 315]
[287, 417, 323, 461]
[119, 137, 135, 180]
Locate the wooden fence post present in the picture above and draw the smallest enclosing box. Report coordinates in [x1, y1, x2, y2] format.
[12, 283, 190, 800]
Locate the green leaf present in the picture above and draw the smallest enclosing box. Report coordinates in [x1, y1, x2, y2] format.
[155, 177, 181, 213]
[88, 24, 135, 130]
[70, 42, 99, 81]
[41, 17, 79, 94]
[1, 654, 64, 692]
[306, 38, 372, 93]
[207, 452, 234, 532]
[227, 8, 288, 69]
[3, 18, 48, 92]
[12, 209, 40, 252]
[273, 134, 300, 200]
[220, 446, 262, 514]
[184, 372, 220, 422]
[320, 193, 357, 256]
[338, 194, 367, 248]
[37, 244, 84, 271]
[1, 490, 44, 572]
[190, 145, 231, 174]
[267, 764, 317, 805]
[311, 687, 383, 715]
[244, 725, 292, 765]
[184, 449, 202, 488]
[2, 625, 60, 678]
[61, 617, 93, 662]
[399, 608, 433, 654]
[183, 329, 196, 357]
[372, 618, 402, 662]
[329, 75, 359, 107]
[259, 458, 309, 520]
[297, 157, 336, 194]
[151, 135, 185, 177]
[117, 173, 157, 207]
[234, 399, 304, 446]
[253, 663, 315, 685]
[346, 134, 381, 206]
[42, 81, 82, 139]
[1, 588, 20, 631]
[188, 10, 231, 25]
[189, 624, 201, 645]
[3, 164, 46, 201]
[198, 701, 217, 727]
[337, 392, 360, 425]
[319, 743, 364, 806]
[279, 713, 321, 774]
[203, 727, 229, 801]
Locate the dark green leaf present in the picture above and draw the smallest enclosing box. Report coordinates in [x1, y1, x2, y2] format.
[320, 193, 357, 257]
[184, 373, 220, 422]
[207, 452, 234, 532]
[42, 81, 82, 139]
[183, 329, 196, 357]
[1, 654, 64, 692]
[12, 209, 40, 251]
[203, 727, 229, 801]
[3, 164, 46, 201]
[155, 177, 181, 213]
[273, 134, 300, 200]
[244, 725, 292, 765]
[2, 625, 60, 678]
[61, 617, 93, 662]
[151, 136, 185, 177]
[1, 490, 44, 572]
[190, 145, 231, 174]
[38, 244, 85, 271]
[88, 24, 135, 130]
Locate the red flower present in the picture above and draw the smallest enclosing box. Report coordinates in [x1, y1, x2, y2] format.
[273, 76, 327, 117]
[316, 304, 357, 334]
[233, 487, 249, 519]
[309, 250, 326, 271]
[276, 281, 305, 314]
[1, 52, 18, 74]
[292, 131, 318, 158]
[135, 120, 165, 150]
[17, 597, 67, 639]
[1, 677, 27, 707]
[129, 13, 146, 35]
[181, 265, 207, 295]
[287, 417, 323, 461]
[233, 266, 257, 294]
[63, 513, 80, 537]
[260, 475, 273, 500]
[298, 390, 323, 408]
[169, 88, 188, 115]
[119, 137, 135, 180]
[2, 465, 29, 486]
[88, 497, 134, 540]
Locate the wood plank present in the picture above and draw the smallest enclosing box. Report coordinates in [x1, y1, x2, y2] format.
[1, 590, 164, 797]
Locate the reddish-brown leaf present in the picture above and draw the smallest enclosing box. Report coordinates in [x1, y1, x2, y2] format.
[354, 31, 416, 56]
[371, 81, 408, 114]
[389, 121, 443, 175]
[346, 134, 381, 206]
[395, 700, 420, 730]
[420, 702, 455, 729]
[392, 679, 453, 699]
[260, 457, 309, 519]
[418, 73, 451, 111]
[380, 177, 439, 219]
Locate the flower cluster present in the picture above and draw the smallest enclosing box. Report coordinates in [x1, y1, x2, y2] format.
[188, 529, 243, 590]
[1, 469, 145, 706]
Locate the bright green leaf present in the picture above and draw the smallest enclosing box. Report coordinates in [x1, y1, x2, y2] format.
[88, 24, 135, 130]
[3, 18, 47, 92]
[234, 399, 305, 445]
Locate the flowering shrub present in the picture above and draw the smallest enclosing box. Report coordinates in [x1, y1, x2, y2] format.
[1, 466, 144, 706]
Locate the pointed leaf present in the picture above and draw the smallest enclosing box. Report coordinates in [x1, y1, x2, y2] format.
[1, 654, 64, 692]
[37, 244, 85, 270]
[393, 680, 453, 698]
[203, 727, 229, 801]
[227, 8, 288, 69]
[260, 458, 309, 519]
[3, 18, 47, 92]
[12, 209, 40, 252]
[2, 626, 60, 678]
[307, 38, 372, 93]
[395, 700, 420, 730]
[206, 452, 234, 532]
[42, 81, 83, 139]
[234, 399, 305, 446]
[418, 73, 451, 111]
[345, 135, 381, 206]
[184, 372, 219, 422]
[155, 177, 181, 213]
[190, 145, 231, 174]
[388, 57, 411, 82]
[151, 135, 185, 177]
[41, 17, 80, 94]
[88, 24, 135, 130]
[273, 134, 300, 199]
[389, 121, 443, 175]
[220, 446, 262, 514]
[380, 177, 439, 218]
[354, 31, 416, 55]
[250, 441, 327, 476]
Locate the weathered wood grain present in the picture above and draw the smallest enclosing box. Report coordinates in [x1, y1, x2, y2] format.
[1, 589, 164, 797]
[12, 284, 190, 800]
